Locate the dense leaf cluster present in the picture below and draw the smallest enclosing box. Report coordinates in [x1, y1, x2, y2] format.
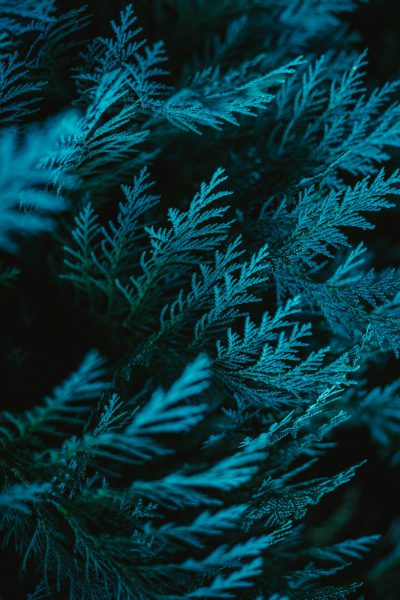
[0, 1, 399, 598]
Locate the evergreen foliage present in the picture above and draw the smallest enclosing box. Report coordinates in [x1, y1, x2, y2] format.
[0, 1, 399, 598]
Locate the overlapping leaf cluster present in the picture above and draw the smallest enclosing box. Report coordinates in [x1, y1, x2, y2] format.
[1, 1, 399, 598]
